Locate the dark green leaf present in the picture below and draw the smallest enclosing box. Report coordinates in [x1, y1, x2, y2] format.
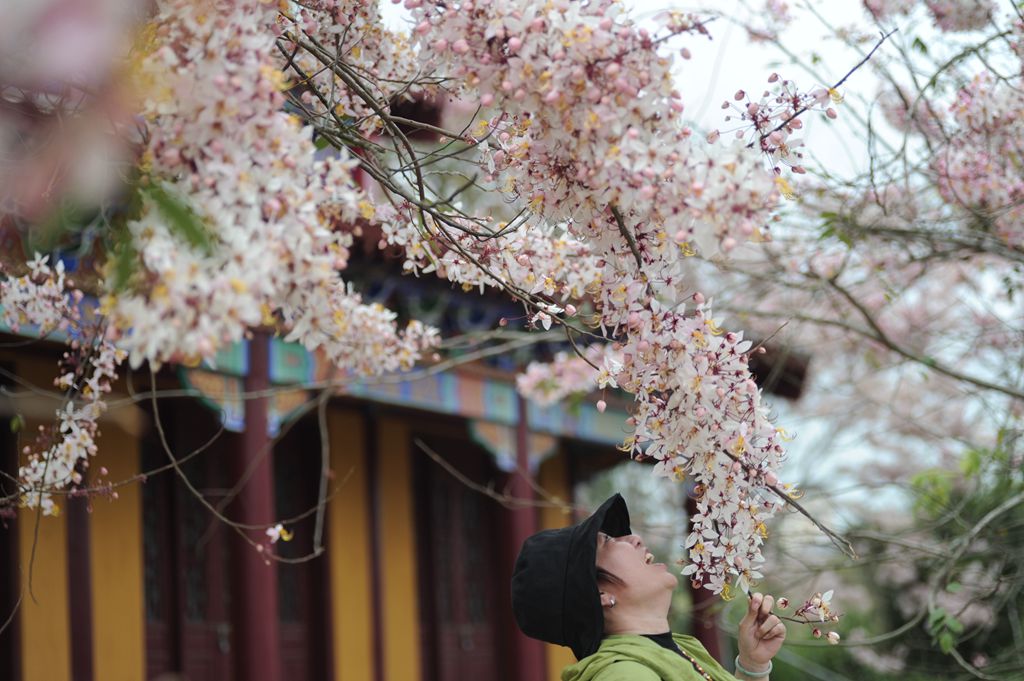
[10, 414, 24, 433]
[109, 233, 140, 293]
[912, 37, 929, 54]
[960, 450, 982, 477]
[142, 182, 212, 254]
[939, 631, 954, 654]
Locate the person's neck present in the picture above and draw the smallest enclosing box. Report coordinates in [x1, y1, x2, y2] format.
[603, 612, 672, 636]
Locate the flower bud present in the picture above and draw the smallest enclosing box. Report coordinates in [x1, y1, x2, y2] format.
[826, 631, 840, 645]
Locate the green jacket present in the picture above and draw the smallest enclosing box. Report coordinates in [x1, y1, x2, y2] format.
[561, 634, 738, 681]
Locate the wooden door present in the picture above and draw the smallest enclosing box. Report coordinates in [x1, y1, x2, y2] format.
[143, 400, 234, 681]
[273, 416, 330, 681]
[415, 433, 510, 681]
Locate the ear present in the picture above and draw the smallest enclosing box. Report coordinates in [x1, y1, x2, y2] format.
[599, 591, 617, 609]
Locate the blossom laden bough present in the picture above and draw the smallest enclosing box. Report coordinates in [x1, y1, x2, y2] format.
[1, 255, 127, 516]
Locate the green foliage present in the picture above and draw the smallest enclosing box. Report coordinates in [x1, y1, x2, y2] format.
[909, 468, 953, 516]
[107, 178, 214, 293]
[776, 436, 1024, 680]
[27, 201, 93, 254]
[818, 211, 855, 248]
[926, 606, 964, 654]
[140, 182, 213, 254]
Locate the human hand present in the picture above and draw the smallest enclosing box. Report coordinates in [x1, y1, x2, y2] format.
[737, 592, 786, 672]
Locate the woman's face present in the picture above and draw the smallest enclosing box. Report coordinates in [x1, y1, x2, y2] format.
[595, 531, 678, 595]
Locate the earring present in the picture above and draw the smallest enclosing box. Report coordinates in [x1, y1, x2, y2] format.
[608, 596, 616, 608]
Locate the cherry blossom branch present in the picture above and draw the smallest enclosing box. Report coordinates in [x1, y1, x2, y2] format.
[825, 278, 1024, 401]
[719, 448, 857, 559]
[610, 204, 644, 272]
[749, 28, 899, 148]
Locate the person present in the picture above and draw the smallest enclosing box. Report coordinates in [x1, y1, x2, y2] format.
[511, 494, 786, 680]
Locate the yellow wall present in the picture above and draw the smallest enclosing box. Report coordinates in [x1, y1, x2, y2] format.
[11, 353, 145, 681]
[14, 353, 73, 681]
[88, 424, 145, 681]
[538, 450, 576, 681]
[17, 424, 72, 681]
[327, 408, 376, 681]
[376, 416, 422, 681]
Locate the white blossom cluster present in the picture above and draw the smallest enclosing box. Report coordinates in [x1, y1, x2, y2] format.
[863, 0, 995, 32]
[381, 208, 604, 327]
[934, 71, 1024, 248]
[108, 0, 437, 373]
[0, 254, 74, 336]
[276, 0, 420, 136]
[516, 345, 618, 406]
[1, 254, 127, 515]
[19, 340, 126, 515]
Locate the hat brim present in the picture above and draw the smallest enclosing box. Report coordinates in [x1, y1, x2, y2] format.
[562, 494, 631, 659]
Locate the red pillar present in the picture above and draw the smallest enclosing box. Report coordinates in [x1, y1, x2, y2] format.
[510, 395, 547, 681]
[231, 331, 281, 681]
[686, 494, 723, 661]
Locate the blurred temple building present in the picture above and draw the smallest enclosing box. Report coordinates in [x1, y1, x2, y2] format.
[0, 247, 644, 681]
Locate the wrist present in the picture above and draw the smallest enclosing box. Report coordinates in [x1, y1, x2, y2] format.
[735, 655, 772, 678]
[737, 656, 770, 673]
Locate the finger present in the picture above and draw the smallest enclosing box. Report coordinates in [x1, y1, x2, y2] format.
[742, 593, 764, 626]
[758, 594, 775, 621]
[766, 622, 787, 641]
[757, 615, 781, 638]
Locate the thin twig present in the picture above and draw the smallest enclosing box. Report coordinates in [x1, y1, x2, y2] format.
[610, 204, 644, 271]
[750, 28, 898, 148]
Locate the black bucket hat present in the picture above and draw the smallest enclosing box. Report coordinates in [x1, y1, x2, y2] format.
[510, 493, 631, 660]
